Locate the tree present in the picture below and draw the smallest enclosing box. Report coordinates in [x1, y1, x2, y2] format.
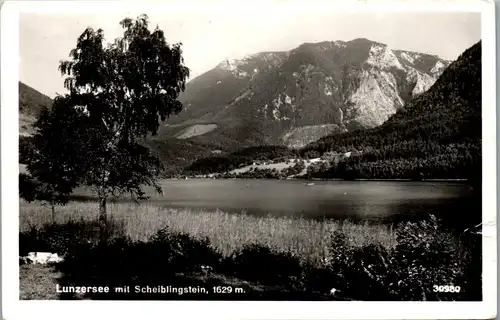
[28, 14, 189, 240]
[19, 173, 70, 222]
[22, 105, 84, 221]
[19, 136, 35, 164]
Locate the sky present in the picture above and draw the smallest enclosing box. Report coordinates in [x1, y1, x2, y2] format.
[20, 11, 481, 98]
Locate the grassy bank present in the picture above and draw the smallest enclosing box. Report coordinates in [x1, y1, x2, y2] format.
[19, 201, 481, 301]
[20, 201, 396, 266]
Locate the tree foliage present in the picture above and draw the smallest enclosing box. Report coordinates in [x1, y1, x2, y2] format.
[20, 105, 85, 217]
[24, 14, 189, 222]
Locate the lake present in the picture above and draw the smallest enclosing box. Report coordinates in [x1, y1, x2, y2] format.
[74, 179, 480, 226]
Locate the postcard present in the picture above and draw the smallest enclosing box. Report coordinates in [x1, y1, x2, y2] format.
[1, 0, 496, 319]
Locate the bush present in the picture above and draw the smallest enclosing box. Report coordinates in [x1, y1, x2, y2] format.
[44, 226, 224, 299]
[318, 231, 393, 300]
[319, 216, 481, 301]
[147, 227, 222, 273]
[19, 218, 126, 256]
[226, 244, 303, 289]
[388, 216, 480, 301]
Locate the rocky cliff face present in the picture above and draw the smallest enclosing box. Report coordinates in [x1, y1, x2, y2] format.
[156, 39, 451, 148]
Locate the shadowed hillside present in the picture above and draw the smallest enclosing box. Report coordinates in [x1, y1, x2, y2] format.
[19, 82, 53, 136]
[19, 82, 53, 117]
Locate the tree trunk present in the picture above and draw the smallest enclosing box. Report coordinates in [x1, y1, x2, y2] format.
[99, 196, 107, 244]
[51, 204, 55, 223]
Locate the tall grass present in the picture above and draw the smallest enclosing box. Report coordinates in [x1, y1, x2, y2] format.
[19, 200, 481, 301]
[20, 201, 396, 266]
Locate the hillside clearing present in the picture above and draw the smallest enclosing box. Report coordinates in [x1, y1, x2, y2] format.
[282, 124, 346, 149]
[19, 113, 37, 136]
[176, 124, 218, 139]
[229, 158, 326, 176]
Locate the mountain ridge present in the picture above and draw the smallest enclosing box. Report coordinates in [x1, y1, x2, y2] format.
[165, 38, 451, 149]
[185, 41, 482, 185]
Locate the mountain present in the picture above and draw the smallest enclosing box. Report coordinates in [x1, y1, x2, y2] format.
[19, 82, 53, 136]
[300, 41, 481, 181]
[162, 38, 451, 149]
[184, 41, 481, 183]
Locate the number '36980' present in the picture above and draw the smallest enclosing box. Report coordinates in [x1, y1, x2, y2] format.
[433, 285, 461, 293]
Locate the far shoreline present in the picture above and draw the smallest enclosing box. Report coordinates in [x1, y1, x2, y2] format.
[164, 177, 470, 183]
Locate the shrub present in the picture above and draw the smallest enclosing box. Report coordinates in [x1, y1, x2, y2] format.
[19, 217, 126, 256]
[319, 230, 393, 300]
[225, 244, 303, 289]
[50, 226, 224, 299]
[148, 227, 222, 272]
[387, 216, 479, 301]
[320, 216, 481, 301]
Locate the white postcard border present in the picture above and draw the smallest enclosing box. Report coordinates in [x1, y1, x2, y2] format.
[1, 1, 496, 319]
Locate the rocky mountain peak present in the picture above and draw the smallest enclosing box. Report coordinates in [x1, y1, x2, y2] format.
[166, 38, 453, 149]
[215, 51, 287, 77]
[366, 43, 405, 70]
[216, 58, 242, 72]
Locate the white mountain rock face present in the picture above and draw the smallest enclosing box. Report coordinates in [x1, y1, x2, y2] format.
[217, 52, 286, 77]
[366, 44, 405, 70]
[406, 67, 437, 96]
[217, 58, 241, 72]
[400, 51, 421, 64]
[347, 69, 405, 128]
[430, 60, 448, 77]
[336, 44, 448, 129]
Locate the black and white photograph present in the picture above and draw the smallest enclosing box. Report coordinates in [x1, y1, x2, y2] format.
[1, 0, 497, 319]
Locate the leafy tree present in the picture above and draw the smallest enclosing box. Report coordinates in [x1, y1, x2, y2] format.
[19, 136, 35, 164]
[27, 14, 189, 238]
[19, 172, 70, 222]
[22, 105, 84, 221]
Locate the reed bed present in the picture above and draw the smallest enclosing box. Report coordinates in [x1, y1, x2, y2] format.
[20, 201, 397, 266]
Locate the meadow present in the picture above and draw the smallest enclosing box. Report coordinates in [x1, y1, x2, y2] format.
[19, 200, 482, 301]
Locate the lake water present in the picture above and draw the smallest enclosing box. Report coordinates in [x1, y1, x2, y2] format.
[77, 179, 479, 226]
